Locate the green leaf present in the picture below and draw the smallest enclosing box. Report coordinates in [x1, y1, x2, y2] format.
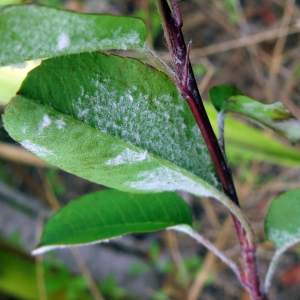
[209, 85, 300, 143]
[206, 103, 300, 167]
[0, 5, 146, 66]
[33, 190, 193, 254]
[265, 188, 300, 251]
[2, 61, 299, 167]
[209, 85, 243, 112]
[3, 52, 221, 198]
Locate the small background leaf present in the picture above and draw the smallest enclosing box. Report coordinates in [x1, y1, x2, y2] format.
[0, 4, 146, 66]
[209, 85, 300, 143]
[265, 188, 300, 251]
[33, 190, 193, 254]
[209, 85, 243, 112]
[206, 103, 300, 167]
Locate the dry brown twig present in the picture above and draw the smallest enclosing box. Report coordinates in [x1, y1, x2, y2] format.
[266, 0, 296, 102]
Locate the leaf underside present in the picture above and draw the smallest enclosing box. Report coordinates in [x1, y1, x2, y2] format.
[265, 188, 300, 251]
[33, 190, 193, 254]
[0, 4, 146, 66]
[3, 52, 221, 198]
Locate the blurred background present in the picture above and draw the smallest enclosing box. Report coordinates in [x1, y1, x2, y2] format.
[0, 0, 300, 299]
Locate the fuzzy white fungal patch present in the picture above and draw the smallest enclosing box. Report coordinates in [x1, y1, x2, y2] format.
[38, 115, 66, 134]
[57, 32, 70, 50]
[97, 29, 141, 50]
[106, 149, 148, 166]
[38, 114, 52, 135]
[71, 72, 219, 189]
[229, 100, 300, 142]
[268, 228, 300, 250]
[54, 118, 66, 130]
[21, 140, 54, 157]
[273, 119, 300, 142]
[0, 6, 143, 66]
[126, 167, 214, 197]
[21, 126, 29, 134]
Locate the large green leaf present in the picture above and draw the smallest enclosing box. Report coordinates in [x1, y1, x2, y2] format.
[0, 5, 146, 67]
[265, 188, 300, 251]
[1, 62, 299, 167]
[209, 85, 300, 143]
[33, 190, 193, 254]
[3, 52, 221, 197]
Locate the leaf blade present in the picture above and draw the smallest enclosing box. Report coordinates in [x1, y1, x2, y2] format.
[209, 85, 243, 112]
[209, 85, 300, 143]
[0, 5, 146, 66]
[264, 188, 300, 251]
[3, 52, 220, 196]
[33, 190, 193, 254]
[206, 103, 300, 167]
[225, 95, 300, 143]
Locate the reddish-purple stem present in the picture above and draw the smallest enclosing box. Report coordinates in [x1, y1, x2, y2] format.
[156, 1, 267, 299]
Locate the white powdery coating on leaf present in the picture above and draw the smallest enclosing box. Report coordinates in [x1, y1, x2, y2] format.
[125, 167, 214, 197]
[98, 29, 141, 50]
[21, 126, 29, 134]
[273, 119, 300, 142]
[57, 32, 70, 50]
[38, 115, 66, 134]
[71, 74, 219, 188]
[268, 228, 300, 250]
[21, 140, 54, 158]
[54, 118, 66, 130]
[106, 149, 148, 166]
[38, 114, 52, 135]
[0, 6, 143, 66]
[234, 100, 300, 142]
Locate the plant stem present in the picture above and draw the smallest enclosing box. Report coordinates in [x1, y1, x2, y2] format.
[170, 225, 244, 285]
[217, 110, 225, 153]
[264, 247, 287, 296]
[156, 1, 267, 299]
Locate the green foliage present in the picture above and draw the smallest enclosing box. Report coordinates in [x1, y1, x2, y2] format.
[0, 247, 40, 299]
[33, 189, 193, 254]
[265, 188, 300, 251]
[1, 3, 300, 298]
[192, 64, 207, 76]
[98, 275, 129, 300]
[43, 260, 92, 300]
[209, 85, 300, 143]
[46, 169, 66, 197]
[0, 5, 146, 66]
[3, 52, 221, 197]
[209, 85, 243, 112]
[206, 103, 300, 167]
